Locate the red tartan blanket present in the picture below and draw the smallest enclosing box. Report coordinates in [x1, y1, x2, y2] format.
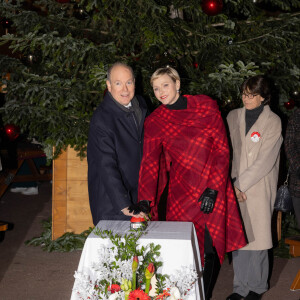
[138, 95, 246, 265]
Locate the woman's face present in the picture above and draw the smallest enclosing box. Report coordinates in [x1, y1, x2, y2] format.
[242, 89, 264, 110]
[152, 74, 180, 105]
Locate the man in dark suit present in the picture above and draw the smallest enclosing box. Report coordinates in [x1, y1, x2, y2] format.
[87, 62, 148, 225]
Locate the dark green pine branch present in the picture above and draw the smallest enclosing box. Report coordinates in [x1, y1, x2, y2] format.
[0, 0, 299, 158]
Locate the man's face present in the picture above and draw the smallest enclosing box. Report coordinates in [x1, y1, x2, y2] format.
[106, 65, 135, 106]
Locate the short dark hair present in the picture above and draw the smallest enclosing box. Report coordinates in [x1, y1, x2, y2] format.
[106, 62, 134, 82]
[241, 75, 272, 105]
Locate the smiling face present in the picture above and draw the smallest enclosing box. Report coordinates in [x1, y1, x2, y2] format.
[106, 65, 135, 106]
[152, 74, 180, 105]
[242, 89, 264, 110]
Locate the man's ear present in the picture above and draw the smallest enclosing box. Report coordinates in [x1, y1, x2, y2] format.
[106, 80, 111, 92]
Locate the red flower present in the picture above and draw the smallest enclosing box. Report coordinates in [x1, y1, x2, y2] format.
[147, 263, 155, 273]
[132, 255, 139, 272]
[108, 284, 121, 293]
[145, 263, 155, 280]
[156, 289, 171, 299]
[128, 289, 151, 300]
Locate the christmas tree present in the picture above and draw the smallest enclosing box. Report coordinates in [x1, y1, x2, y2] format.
[0, 0, 299, 158]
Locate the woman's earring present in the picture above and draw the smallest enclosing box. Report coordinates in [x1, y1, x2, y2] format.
[177, 89, 180, 93]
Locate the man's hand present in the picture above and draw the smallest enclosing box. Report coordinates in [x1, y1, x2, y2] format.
[121, 207, 147, 219]
[198, 188, 218, 214]
[234, 186, 247, 202]
[128, 200, 151, 214]
[122, 200, 151, 220]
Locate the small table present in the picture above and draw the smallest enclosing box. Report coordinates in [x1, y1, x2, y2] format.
[71, 220, 204, 300]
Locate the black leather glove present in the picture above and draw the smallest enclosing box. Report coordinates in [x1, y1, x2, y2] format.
[128, 200, 151, 215]
[198, 188, 218, 214]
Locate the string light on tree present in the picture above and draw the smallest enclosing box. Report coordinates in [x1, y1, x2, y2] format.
[225, 98, 232, 105]
[73, 5, 88, 20]
[23, 51, 41, 66]
[201, 0, 223, 16]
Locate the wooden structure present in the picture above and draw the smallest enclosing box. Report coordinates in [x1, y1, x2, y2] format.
[290, 270, 300, 291]
[0, 221, 8, 232]
[0, 221, 8, 243]
[285, 236, 300, 257]
[285, 237, 300, 291]
[277, 211, 282, 241]
[285, 236, 300, 291]
[0, 147, 52, 199]
[52, 147, 93, 239]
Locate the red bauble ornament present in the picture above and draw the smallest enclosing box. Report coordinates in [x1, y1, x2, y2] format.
[202, 0, 223, 16]
[193, 62, 199, 69]
[4, 124, 20, 141]
[284, 99, 295, 110]
[0, 18, 13, 29]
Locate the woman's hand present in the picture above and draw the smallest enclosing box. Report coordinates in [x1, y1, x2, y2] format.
[234, 187, 247, 202]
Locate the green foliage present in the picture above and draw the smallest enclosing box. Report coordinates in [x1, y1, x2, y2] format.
[273, 213, 300, 258]
[94, 227, 164, 286]
[25, 218, 93, 252]
[0, 0, 299, 157]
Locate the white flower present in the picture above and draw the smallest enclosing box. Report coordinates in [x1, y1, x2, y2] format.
[169, 287, 181, 299]
[165, 266, 198, 296]
[108, 291, 121, 300]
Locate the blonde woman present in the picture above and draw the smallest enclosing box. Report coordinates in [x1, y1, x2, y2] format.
[137, 66, 246, 299]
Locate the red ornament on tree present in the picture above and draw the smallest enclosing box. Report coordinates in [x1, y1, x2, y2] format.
[284, 99, 295, 110]
[4, 124, 20, 141]
[0, 18, 13, 29]
[193, 62, 199, 69]
[202, 0, 223, 16]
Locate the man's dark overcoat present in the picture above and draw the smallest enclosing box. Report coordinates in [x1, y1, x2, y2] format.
[87, 92, 147, 225]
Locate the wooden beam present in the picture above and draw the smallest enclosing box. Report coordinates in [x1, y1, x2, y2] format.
[290, 270, 300, 291]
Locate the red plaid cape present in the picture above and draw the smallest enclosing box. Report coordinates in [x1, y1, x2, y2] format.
[138, 95, 246, 264]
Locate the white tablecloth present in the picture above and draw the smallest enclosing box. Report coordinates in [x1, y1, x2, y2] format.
[71, 220, 204, 299]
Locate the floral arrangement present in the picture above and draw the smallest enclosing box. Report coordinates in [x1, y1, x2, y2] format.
[73, 227, 198, 300]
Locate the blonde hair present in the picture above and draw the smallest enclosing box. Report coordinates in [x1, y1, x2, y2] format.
[150, 66, 180, 86]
